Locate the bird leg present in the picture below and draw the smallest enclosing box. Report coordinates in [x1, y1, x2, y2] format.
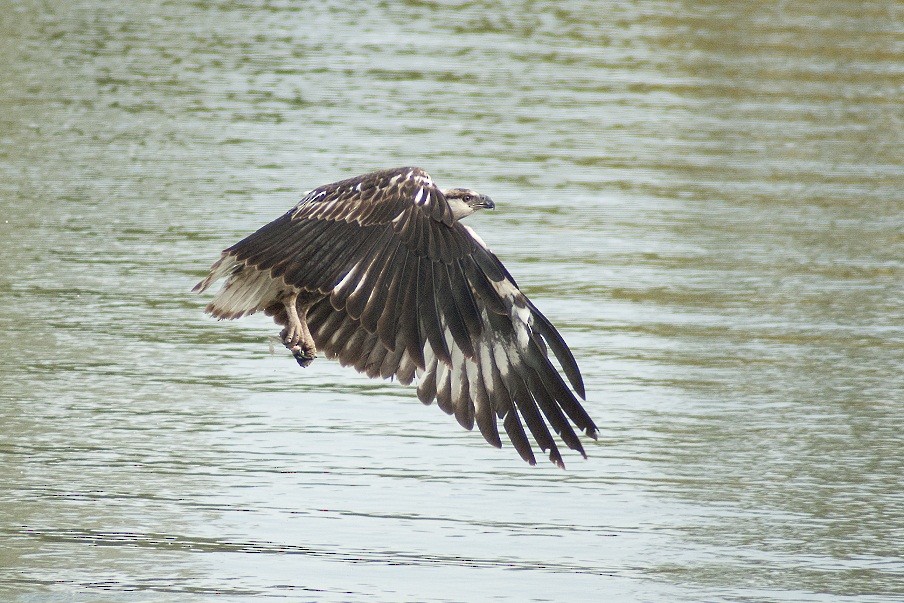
[280, 291, 317, 367]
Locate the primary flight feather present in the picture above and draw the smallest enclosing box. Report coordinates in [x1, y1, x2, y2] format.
[193, 167, 597, 467]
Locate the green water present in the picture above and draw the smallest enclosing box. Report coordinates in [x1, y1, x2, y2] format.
[1, 1, 901, 600]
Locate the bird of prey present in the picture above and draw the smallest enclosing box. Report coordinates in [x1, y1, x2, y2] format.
[193, 167, 597, 467]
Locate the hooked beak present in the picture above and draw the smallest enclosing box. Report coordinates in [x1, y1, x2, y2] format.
[475, 194, 495, 210]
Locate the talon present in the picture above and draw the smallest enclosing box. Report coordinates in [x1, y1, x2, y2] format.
[281, 325, 301, 348]
[281, 290, 317, 367]
[280, 293, 303, 348]
[293, 346, 316, 368]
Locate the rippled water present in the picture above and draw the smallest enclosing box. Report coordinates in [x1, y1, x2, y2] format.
[1, 1, 902, 601]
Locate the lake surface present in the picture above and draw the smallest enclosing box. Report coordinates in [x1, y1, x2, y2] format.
[1, 0, 902, 600]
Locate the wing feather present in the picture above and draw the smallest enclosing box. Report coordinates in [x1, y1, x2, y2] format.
[241, 214, 318, 268]
[314, 226, 389, 293]
[360, 332, 386, 377]
[526, 301, 587, 399]
[268, 219, 335, 279]
[380, 334, 406, 380]
[461, 255, 507, 315]
[436, 262, 473, 359]
[268, 231, 329, 285]
[502, 406, 537, 466]
[435, 358, 453, 415]
[360, 236, 403, 334]
[471, 244, 508, 283]
[524, 363, 585, 457]
[195, 166, 595, 467]
[397, 355, 417, 386]
[510, 376, 562, 468]
[325, 308, 360, 355]
[450, 258, 483, 339]
[417, 349, 440, 405]
[344, 228, 398, 319]
[376, 248, 409, 350]
[419, 260, 452, 366]
[450, 344, 474, 430]
[329, 226, 393, 309]
[225, 211, 296, 261]
[398, 255, 424, 369]
[469, 347, 501, 448]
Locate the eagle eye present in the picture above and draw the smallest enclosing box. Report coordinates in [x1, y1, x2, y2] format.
[462, 194, 472, 203]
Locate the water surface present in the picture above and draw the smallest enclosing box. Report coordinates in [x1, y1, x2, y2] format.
[1, 1, 901, 601]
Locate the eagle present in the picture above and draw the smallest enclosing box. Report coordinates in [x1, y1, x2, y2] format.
[193, 167, 597, 467]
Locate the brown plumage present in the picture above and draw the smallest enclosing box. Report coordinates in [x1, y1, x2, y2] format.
[193, 167, 597, 467]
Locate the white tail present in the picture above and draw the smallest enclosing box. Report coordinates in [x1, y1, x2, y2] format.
[193, 254, 289, 319]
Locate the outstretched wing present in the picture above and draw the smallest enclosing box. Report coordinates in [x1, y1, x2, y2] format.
[192, 166, 456, 314]
[195, 166, 597, 467]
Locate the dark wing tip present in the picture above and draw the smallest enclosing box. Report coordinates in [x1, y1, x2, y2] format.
[527, 302, 587, 399]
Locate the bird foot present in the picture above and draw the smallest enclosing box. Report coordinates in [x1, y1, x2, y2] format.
[280, 325, 301, 348]
[280, 292, 316, 367]
[282, 327, 316, 367]
[292, 343, 317, 368]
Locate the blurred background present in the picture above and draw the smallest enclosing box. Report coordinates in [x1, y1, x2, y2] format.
[0, 1, 901, 601]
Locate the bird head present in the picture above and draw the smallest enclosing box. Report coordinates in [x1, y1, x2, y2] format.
[442, 188, 495, 221]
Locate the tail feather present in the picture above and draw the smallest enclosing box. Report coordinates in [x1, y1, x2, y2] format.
[193, 254, 288, 319]
[192, 253, 240, 293]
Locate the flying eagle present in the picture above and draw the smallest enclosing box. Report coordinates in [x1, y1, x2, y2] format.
[193, 167, 597, 467]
